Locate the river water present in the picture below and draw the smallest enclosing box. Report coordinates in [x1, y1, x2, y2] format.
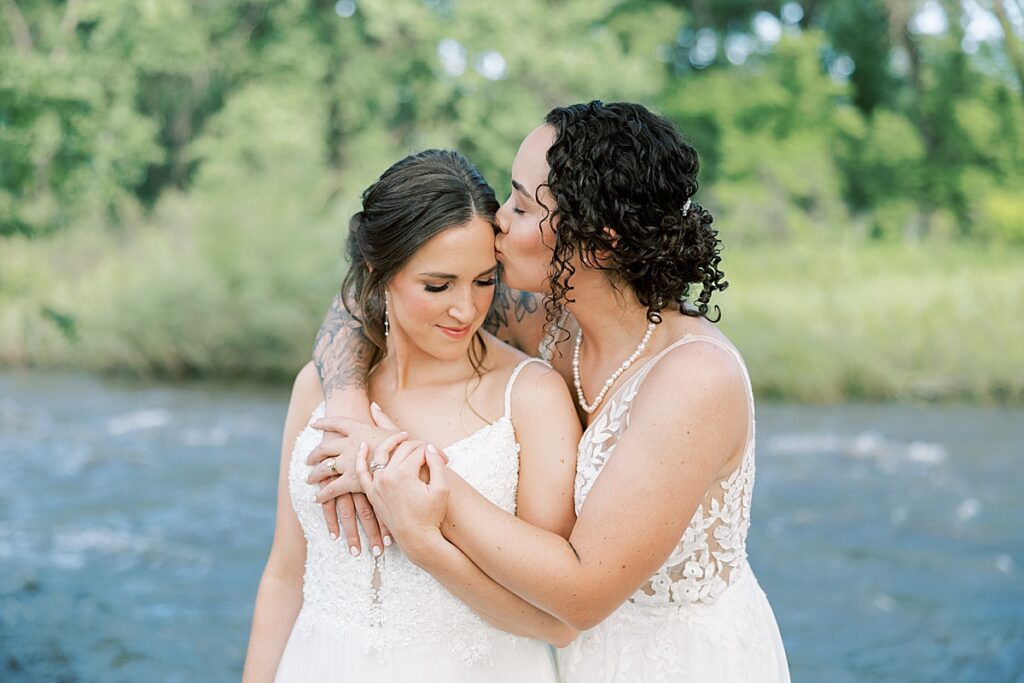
[1, 372, 1021, 682]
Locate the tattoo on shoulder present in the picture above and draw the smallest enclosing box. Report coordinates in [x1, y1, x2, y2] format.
[513, 289, 539, 322]
[483, 280, 512, 337]
[312, 292, 373, 399]
[483, 279, 540, 349]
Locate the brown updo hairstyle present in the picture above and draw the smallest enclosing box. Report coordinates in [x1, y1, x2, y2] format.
[540, 101, 727, 337]
[341, 149, 500, 371]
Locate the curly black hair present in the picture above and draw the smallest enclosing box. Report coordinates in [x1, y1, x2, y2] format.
[541, 101, 727, 338]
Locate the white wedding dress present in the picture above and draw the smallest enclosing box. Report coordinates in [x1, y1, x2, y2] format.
[275, 358, 558, 682]
[557, 335, 791, 683]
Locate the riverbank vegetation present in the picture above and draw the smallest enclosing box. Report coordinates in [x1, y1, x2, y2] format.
[2, 0, 1023, 402]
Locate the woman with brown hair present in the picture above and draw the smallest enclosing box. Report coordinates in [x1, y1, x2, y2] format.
[242, 149, 580, 682]
[312, 102, 791, 682]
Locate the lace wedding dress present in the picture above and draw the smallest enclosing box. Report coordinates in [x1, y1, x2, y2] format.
[275, 359, 558, 682]
[558, 335, 791, 683]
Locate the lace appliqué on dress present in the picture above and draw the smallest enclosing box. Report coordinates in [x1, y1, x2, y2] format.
[572, 335, 758, 612]
[560, 338, 790, 682]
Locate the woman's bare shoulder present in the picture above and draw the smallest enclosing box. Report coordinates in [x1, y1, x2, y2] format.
[481, 332, 534, 373]
[289, 361, 326, 422]
[481, 333, 571, 404]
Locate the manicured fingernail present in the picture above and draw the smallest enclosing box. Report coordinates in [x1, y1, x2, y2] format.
[372, 545, 382, 557]
[359, 441, 368, 451]
[329, 533, 338, 541]
[350, 546, 360, 557]
[311, 495, 319, 503]
[371, 402, 380, 412]
[383, 535, 393, 547]
[427, 444, 438, 455]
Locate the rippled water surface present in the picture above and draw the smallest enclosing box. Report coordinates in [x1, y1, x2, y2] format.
[1, 373, 1021, 682]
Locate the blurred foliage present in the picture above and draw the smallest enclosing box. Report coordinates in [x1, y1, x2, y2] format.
[1, 0, 1023, 400]
[719, 242, 1024, 403]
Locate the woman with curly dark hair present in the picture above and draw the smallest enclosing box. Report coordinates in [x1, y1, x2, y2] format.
[311, 101, 790, 681]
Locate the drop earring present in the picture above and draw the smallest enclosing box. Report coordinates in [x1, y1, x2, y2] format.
[384, 293, 390, 338]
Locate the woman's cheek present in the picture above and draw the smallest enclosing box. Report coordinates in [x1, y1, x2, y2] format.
[405, 291, 443, 323]
[476, 288, 495, 323]
[391, 286, 440, 331]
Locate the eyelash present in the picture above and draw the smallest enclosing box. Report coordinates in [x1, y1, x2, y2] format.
[424, 279, 496, 293]
[506, 195, 526, 216]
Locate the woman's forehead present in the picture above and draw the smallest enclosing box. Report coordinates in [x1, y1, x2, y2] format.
[404, 216, 496, 272]
[512, 124, 554, 194]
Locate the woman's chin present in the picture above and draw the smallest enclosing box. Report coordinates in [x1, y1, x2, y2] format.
[427, 345, 473, 363]
[422, 332, 476, 361]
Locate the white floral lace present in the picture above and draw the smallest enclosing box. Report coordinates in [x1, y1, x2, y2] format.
[559, 337, 791, 681]
[286, 359, 544, 665]
[573, 335, 757, 609]
[557, 569, 781, 682]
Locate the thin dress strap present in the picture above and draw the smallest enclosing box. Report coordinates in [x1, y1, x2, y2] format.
[504, 358, 548, 419]
[634, 335, 756, 448]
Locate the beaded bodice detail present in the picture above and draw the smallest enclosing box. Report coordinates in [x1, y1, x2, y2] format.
[574, 335, 757, 609]
[287, 359, 545, 664]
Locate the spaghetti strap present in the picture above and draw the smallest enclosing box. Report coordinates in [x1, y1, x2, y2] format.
[634, 334, 756, 445]
[503, 358, 549, 418]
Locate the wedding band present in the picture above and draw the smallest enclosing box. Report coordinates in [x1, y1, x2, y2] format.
[326, 458, 338, 475]
[369, 461, 387, 473]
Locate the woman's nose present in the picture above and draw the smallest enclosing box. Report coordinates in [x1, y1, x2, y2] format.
[449, 292, 476, 323]
[495, 201, 511, 234]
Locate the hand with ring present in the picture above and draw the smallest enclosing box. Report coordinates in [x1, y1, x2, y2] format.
[355, 435, 450, 561]
[307, 402, 449, 556]
[306, 406, 402, 557]
[307, 403, 450, 556]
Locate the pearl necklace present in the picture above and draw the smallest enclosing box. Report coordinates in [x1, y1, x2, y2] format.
[573, 321, 657, 414]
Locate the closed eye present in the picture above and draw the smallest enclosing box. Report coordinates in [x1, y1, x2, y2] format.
[505, 194, 526, 216]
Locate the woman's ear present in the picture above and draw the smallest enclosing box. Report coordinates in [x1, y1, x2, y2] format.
[602, 226, 620, 249]
[585, 226, 619, 267]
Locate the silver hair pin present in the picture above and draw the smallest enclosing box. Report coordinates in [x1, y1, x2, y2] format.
[682, 198, 692, 216]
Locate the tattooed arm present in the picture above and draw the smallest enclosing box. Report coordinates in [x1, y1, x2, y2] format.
[310, 290, 385, 556]
[313, 290, 373, 419]
[481, 278, 547, 354]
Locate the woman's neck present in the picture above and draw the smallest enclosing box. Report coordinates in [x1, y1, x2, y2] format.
[374, 331, 478, 393]
[567, 273, 657, 360]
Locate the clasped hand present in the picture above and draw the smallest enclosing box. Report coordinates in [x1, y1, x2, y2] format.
[305, 403, 448, 557]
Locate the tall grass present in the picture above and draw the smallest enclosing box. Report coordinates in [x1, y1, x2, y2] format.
[1, 174, 351, 381]
[718, 241, 1024, 403]
[2, 193, 1022, 402]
